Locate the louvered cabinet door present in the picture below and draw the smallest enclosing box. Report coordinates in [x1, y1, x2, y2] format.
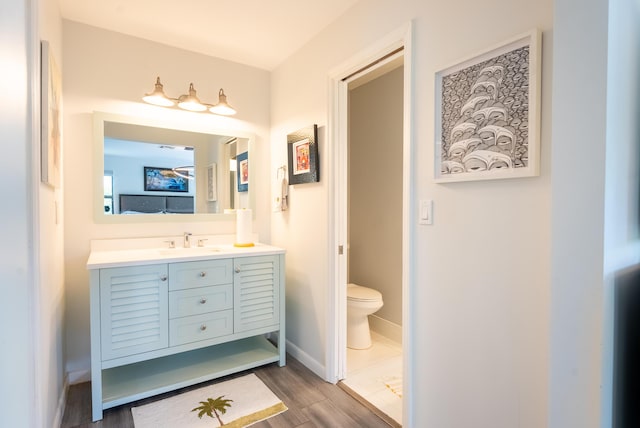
[233, 255, 280, 333]
[99, 264, 169, 361]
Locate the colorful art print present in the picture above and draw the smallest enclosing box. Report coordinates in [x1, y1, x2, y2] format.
[144, 166, 189, 192]
[435, 30, 541, 183]
[287, 125, 319, 185]
[293, 138, 311, 175]
[240, 158, 249, 184]
[236, 151, 248, 192]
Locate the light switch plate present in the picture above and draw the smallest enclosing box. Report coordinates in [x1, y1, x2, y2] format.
[419, 199, 433, 225]
[272, 196, 282, 212]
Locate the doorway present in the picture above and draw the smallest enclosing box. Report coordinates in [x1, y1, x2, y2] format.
[342, 55, 404, 426]
[327, 23, 413, 428]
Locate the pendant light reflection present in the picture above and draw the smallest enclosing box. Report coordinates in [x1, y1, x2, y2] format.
[142, 77, 237, 116]
[172, 165, 195, 180]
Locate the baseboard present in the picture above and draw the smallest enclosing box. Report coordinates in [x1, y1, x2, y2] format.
[285, 339, 326, 380]
[53, 374, 69, 428]
[369, 315, 402, 345]
[67, 368, 91, 384]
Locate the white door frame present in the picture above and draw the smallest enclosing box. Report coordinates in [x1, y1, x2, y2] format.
[326, 22, 414, 427]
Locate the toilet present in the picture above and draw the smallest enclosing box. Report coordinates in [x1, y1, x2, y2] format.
[347, 283, 384, 349]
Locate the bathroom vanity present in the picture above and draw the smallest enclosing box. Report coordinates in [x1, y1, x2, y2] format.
[86, 238, 285, 421]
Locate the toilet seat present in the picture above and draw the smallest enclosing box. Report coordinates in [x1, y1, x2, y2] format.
[347, 283, 382, 302]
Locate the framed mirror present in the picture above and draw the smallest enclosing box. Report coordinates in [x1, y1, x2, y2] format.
[93, 112, 254, 223]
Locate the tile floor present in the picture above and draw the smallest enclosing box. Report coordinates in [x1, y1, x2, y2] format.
[342, 331, 403, 426]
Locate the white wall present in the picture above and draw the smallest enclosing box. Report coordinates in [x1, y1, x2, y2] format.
[271, 0, 552, 426]
[549, 0, 640, 426]
[349, 66, 403, 326]
[550, 0, 623, 426]
[0, 1, 37, 425]
[62, 21, 271, 377]
[105, 154, 195, 213]
[604, 0, 640, 269]
[0, 0, 66, 426]
[38, 0, 67, 425]
[604, 0, 640, 424]
[604, 1, 640, 374]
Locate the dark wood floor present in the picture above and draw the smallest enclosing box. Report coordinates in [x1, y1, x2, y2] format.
[61, 355, 391, 427]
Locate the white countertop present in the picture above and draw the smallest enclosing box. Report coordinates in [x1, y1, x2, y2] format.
[86, 242, 285, 269]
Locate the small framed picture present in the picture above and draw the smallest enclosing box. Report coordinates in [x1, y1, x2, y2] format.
[434, 29, 541, 183]
[207, 163, 217, 201]
[41, 40, 62, 188]
[287, 125, 319, 185]
[236, 151, 248, 192]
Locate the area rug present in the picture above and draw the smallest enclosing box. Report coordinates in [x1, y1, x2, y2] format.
[131, 373, 287, 428]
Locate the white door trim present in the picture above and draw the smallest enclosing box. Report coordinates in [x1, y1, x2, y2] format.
[326, 21, 414, 427]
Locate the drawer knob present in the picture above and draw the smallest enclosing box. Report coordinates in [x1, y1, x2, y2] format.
[160, 275, 168, 281]
[199, 298, 207, 304]
[199, 271, 207, 277]
[235, 267, 241, 273]
[200, 324, 207, 331]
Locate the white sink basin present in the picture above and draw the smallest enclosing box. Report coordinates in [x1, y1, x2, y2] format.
[157, 247, 222, 256]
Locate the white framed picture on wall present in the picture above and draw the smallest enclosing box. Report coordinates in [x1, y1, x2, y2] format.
[207, 163, 217, 201]
[434, 29, 542, 183]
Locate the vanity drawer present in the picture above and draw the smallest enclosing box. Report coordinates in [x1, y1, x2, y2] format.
[169, 259, 233, 291]
[169, 285, 233, 319]
[169, 310, 233, 346]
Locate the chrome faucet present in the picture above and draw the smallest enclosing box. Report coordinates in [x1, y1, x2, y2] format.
[183, 232, 192, 248]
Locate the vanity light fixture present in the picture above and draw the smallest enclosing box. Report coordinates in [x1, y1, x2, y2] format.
[177, 84, 207, 112]
[142, 77, 175, 107]
[142, 77, 237, 116]
[209, 89, 236, 115]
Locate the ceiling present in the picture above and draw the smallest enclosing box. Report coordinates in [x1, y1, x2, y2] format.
[59, 0, 358, 71]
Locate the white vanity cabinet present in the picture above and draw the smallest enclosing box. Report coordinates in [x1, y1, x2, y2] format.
[88, 246, 285, 421]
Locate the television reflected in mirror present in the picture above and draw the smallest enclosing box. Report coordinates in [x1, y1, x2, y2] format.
[93, 112, 254, 223]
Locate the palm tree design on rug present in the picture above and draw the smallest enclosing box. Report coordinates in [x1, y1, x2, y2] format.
[191, 395, 234, 426]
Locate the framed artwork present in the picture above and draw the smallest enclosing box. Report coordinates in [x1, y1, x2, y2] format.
[236, 151, 248, 192]
[287, 124, 319, 185]
[144, 166, 189, 192]
[207, 163, 217, 201]
[41, 40, 62, 188]
[434, 29, 541, 183]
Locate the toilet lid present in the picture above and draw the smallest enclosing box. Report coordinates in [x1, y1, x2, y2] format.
[347, 283, 382, 302]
